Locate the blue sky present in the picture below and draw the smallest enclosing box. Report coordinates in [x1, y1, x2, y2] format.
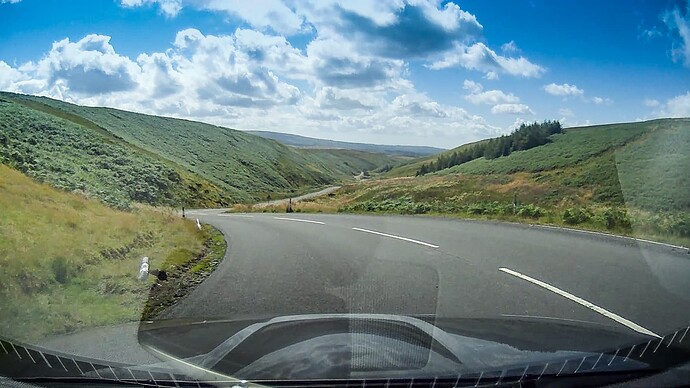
[0, 0, 689, 147]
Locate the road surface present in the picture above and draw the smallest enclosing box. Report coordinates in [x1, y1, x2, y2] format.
[169, 211, 690, 339]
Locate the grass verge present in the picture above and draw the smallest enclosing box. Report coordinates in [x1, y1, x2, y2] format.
[141, 224, 227, 320]
[0, 164, 215, 341]
[228, 174, 690, 249]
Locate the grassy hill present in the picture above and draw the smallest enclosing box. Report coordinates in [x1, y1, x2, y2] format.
[0, 96, 233, 209]
[383, 139, 489, 177]
[300, 148, 406, 176]
[248, 130, 444, 157]
[0, 93, 397, 207]
[0, 164, 212, 340]
[254, 119, 690, 246]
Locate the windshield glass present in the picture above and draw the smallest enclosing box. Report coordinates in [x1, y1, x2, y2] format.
[2, 0, 690, 386]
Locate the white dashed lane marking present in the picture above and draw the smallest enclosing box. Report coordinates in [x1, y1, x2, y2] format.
[273, 217, 325, 225]
[351, 227, 439, 248]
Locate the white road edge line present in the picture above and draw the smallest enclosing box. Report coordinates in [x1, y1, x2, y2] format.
[534, 224, 687, 250]
[499, 267, 661, 338]
[274, 217, 325, 225]
[351, 227, 439, 248]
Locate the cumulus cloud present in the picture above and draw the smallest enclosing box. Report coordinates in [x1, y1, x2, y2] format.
[325, 1, 483, 59]
[463, 80, 519, 105]
[558, 108, 575, 117]
[490, 103, 533, 115]
[484, 71, 499, 80]
[34, 34, 141, 95]
[120, 0, 181, 17]
[169, 29, 303, 108]
[665, 92, 690, 116]
[543, 82, 584, 96]
[4, 0, 548, 146]
[117, 0, 542, 79]
[0, 28, 503, 146]
[644, 98, 660, 107]
[662, 2, 690, 66]
[0, 61, 27, 89]
[306, 37, 408, 90]
[463, 80, 532, 115]
[591, 96, 613, 105]
[501, 40, 519, 53]
[428, 42, 544, 78]
[313, 87, 377, 110]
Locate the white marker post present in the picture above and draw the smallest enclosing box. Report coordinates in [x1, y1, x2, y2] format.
[196, 218, 202, 231]
[137, 257, 149, 281]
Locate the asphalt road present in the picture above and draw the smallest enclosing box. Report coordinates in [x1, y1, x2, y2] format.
[166, 211, 690, 339]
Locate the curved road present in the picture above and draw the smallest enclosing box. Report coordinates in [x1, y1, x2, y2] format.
[167, 211, 690, 338]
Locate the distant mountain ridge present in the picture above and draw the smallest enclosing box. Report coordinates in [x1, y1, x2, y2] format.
[247, 130, 445, 157]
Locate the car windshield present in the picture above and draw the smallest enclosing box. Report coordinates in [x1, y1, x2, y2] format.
[2, 0, 690, 387]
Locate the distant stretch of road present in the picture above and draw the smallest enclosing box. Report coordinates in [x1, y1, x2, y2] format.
[168, 210, 690, 338]
[251, 186, 341, 209]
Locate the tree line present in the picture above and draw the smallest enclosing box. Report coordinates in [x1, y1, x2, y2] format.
[417, 120, 563, 176]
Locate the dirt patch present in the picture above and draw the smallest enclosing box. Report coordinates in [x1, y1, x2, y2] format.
[140, 225, 227, 320]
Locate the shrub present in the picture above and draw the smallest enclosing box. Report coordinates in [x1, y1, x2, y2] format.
[51, 256, 70, 284]
[602, 208, 632, 230]
[517, 204, 544, 218]
[563, 207, 592, 225]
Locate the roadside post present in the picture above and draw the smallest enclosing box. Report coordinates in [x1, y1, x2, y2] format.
[137, 257, 149, 281]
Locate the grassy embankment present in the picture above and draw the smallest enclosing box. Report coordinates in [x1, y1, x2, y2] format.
[231, 119, 690, 248]
[0, 164, 224, 341]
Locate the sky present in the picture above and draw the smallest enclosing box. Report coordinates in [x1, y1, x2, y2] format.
[0, 0, 689, 148]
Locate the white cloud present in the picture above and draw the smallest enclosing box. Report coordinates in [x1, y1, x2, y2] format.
[118, 0, 542, 79]
[0, 61, 27, 89]
[463, 79, 530, 115]
[35, 34, 142, 95]
[428, 42, 544, 78]
[558, 108, 574, 117]
[313, 87, 379, 110]
[639, 27, 662, 40]
[591, 96, 613, 105]
[5, 0, 549, 146]
[665, 92, 690, 117]
[663, 3, 690, 66]
[490, 103, 533, 115]
[543, 82, 584, 96]
[463, 79, 519, 105]
[501, 40, 519, 53]
[0, 28, 507, 147]
[196, 0, 305, 35]
[644, 98, 660, 107]
[120, 0, 181, 17]
[305, 36, 410, 90]
[484, 71, 498, 80]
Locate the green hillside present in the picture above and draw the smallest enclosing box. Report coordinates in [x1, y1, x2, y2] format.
[440, 119, 689, 212]
[0, 96, 232, 209]
[276, 119, 690, 245]
[300, 148, 405, 176]
[384, 139, 489, 177]
[0, 93, 399, 207]
[4, 93, 395, 200]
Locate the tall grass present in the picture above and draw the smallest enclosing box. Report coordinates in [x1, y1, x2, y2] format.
[0, 164, 205, 341]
